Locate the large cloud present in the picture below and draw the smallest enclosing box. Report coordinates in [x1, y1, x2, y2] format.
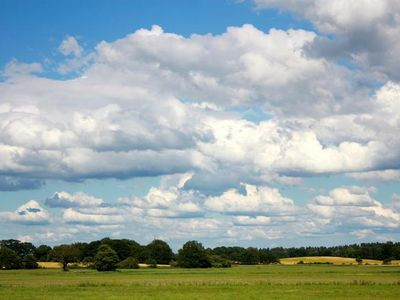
[0, 200, 50, 225]
[1, 24, 396, 190]
[205, 183, 297, 216]
[118, 173, 205, 218]
[308, 186, 400, 229]
[254, 0, 400, 80]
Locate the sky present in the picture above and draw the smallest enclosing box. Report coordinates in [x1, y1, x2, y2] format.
[0, 0, 399, 250]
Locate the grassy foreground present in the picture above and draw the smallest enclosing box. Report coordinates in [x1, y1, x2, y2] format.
[0, 265, 399, 299]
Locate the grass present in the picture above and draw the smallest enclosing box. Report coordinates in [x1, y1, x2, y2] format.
[1, 265, 399, 299]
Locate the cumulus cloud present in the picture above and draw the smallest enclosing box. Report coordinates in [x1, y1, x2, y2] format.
[0, 200, 50, 225]
[308, 186, 400, 229]
[254, 0, 400, 80]
[2, 59, 42, 78]
[118, 173, 205, 218]
[45, 191, 103, 208]
[205, 183, 297, 216]
[2, 24, 398, 190]
[59, 36, 82, 57]
[1, 18, 400, 245]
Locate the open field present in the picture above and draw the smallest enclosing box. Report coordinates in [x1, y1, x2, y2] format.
[37, 262, 171, 269]
[1, 265, 399, 299]
[279, 256, 389, 265]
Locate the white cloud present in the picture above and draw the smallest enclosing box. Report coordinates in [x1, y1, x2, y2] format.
[118, 173, 204, 218]
[63, 208, 124, 225]
[45, 191, 104, 208]
[308, 186, 400, 229]
[59, 36, 82, 57]
[0, 200, 50, 225]
[205, 183, 297, 216]
[348, 170, 400, 182]
[2, 59, 42, 78]
[2, 25, 398, 188]
[254, 0, 400, 80]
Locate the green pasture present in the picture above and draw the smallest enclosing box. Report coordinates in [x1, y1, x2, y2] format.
[0, 265, 399, 299]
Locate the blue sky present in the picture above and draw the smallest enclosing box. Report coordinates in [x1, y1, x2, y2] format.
[0, 0, 399, 249]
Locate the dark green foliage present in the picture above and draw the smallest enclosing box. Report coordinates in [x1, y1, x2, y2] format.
[177, 241, 211, 268]
[145, 258, 157, 268]
[50, 244, 81, 271]
[210, 241, 400, 263]
[34, 245, 51, 261]
[239, 247, 260, 265]
[82, 256, 95, 268]
[117, 257, 139, 269]
[81, 241, 102, 259]
[2, 238, 400, 269]
[259, 249, 279, 264]
[22, 255, 38, 269]
[209, 255, 232, 268]
[101, 238, 142, 261]
[145, 239, 173, 264]
[94, 245, 119, 271]
[0, 239, 35, 257]
[0, 247, 22, 269]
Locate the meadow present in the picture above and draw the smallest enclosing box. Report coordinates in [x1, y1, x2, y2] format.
[1, 265, 399, 299]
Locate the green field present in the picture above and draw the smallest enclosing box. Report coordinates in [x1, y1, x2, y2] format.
[0, 265, 399, 299]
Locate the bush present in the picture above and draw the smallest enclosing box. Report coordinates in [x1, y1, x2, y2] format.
[209, 255, 232, 268]
[82, 256, 95, 268]
[117, 257, 139, 269]
[94, 245, 119, 271]
[0, 247, 22, 269]
[383, 258, 392, 265]
[169, 260, 179, 268]
[22, 255, 38, 269]
[297, 260, 304, 264]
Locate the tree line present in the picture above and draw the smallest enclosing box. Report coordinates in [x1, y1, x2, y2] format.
[1, 238, 399, 271]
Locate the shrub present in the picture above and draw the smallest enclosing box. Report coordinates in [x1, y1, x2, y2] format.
[82, 256, 95, 268]
[169, 260, 179, 268]
[383, 258, 392, 265]
[94, 245, 119, 271]
[209, 255, 232, 268]
[117, 257, 139, 269]
[297, 260, 304, 264]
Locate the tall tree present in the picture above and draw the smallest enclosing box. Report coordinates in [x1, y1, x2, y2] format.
[146, 240, 174, 264]
[34, 245, 52, 261]
[0, 247, 22, 269]
[50, 244, 81, 271]
[177, 241, 211, 268]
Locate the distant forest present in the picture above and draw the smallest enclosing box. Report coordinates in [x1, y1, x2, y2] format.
[1, 238, 399, 270]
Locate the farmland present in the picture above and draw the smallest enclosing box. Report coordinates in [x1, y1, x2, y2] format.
[279, 256, 400, 265]
[1, 265, 399, 299]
